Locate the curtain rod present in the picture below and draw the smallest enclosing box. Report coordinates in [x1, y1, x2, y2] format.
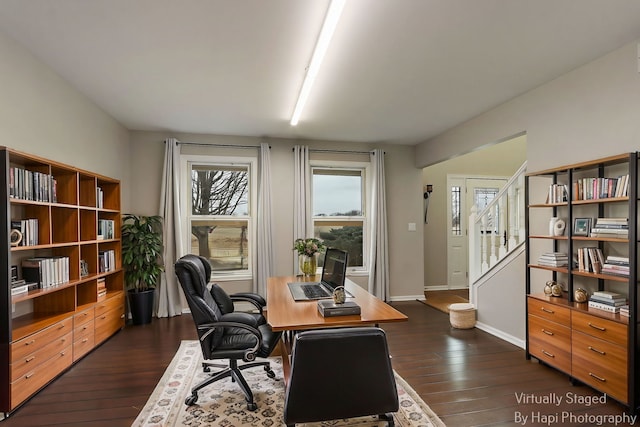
[294, 148, 380, 155]
[176, 141, 268, 149]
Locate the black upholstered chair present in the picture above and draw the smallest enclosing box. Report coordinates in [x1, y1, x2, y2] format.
[283, 327, 399, 426]
[175, 254, 282, 410]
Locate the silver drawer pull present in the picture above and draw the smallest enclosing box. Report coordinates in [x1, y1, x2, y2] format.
[541, 307, 554, 314]
[588, 323, 606, 332]
[588, 346, 606, 355]
[589, 372, 606, 382]
[541, 350, 555, 358]
[25, 340, 35, 346]
[542, 329, 554, 336]
[25, 372, 34, 379]
[25, 356, 35, 363]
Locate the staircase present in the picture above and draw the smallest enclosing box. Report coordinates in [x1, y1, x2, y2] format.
[468, 161, 527, 347]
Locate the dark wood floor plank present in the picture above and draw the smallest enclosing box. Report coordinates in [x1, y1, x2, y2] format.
[2, 301, 631, 426]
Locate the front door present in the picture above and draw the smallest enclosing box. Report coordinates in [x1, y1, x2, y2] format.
[447, 176, 507, 289]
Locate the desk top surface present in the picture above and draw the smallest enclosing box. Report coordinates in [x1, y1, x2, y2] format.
[266, 275, 408, 331]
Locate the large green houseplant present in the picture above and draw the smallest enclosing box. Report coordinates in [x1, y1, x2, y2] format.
[121, 214, 163, 325]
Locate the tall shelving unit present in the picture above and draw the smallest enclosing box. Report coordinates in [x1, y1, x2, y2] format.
[525, 152, 639, 414]
[0, 147, 125, 415]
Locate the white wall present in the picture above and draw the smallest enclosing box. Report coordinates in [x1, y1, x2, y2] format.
[416, 40, 640, 171]
[0, 30, 131, 209]
[129, 131, 425, 300]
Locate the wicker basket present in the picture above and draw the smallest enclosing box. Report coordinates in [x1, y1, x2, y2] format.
[449, 303, 476, 329]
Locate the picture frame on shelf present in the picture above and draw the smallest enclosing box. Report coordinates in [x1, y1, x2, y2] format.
[573, 217, 592, 236]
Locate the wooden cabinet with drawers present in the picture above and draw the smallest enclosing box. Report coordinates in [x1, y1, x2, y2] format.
[0, 148, 125, 414]
[527, 298, 571, 374]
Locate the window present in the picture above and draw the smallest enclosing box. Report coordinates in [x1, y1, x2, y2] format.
[312, 164, 369, 271]
[182, 156, 256, 279]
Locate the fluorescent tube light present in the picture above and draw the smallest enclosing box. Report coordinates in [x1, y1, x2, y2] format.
[290, 0, 346, 126]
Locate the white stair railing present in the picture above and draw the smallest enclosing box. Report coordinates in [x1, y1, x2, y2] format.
[469, 162, 527, 284]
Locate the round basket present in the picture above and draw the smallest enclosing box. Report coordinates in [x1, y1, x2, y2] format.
[448, 303, 476, 329]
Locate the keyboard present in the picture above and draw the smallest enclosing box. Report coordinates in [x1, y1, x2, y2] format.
[301, 284, 330, 299]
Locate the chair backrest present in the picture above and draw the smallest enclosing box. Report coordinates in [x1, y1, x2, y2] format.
[284, 327, 399, 424]
[175, 254, 225, 355]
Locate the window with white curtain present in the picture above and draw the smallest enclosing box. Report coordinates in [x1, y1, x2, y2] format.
[181, 155, 257, 280]
[311, 162, 370, 272]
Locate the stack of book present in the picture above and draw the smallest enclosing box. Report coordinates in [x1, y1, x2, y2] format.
[97, 278, 107, 300]
[588, 291, 627, 313]
[620, 305, 630, 317]
[98, 250, 116, 273]
[590, 217, 628, 239]
[601, 255, 630, 277]
[537, 252, 568, 267]
[576, 247, 604, 273]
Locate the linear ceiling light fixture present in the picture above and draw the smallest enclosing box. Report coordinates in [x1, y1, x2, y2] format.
[290, 0, 346, 126]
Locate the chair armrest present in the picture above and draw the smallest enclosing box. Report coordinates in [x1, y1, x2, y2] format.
[230, 293, 266, 314]
[219, 312, 259, 328]
[198, 321, 261, 337]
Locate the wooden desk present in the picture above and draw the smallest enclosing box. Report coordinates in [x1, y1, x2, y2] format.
[266, 275, 407, 381]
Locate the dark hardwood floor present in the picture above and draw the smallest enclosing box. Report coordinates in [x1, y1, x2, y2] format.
[3, 301, 630, 426]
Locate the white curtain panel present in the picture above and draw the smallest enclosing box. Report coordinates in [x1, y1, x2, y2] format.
[156, 138, 184, 317]
[368, 149, 390, 301]
[256, 142, 274, 296]
[293, 145, 311, 273]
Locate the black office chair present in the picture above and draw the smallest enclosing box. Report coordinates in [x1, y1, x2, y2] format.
[175, 254, 282, 410]
[283, 327, 399, 426]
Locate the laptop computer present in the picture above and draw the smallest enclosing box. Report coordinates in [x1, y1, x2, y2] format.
[288, 248, 349, 301]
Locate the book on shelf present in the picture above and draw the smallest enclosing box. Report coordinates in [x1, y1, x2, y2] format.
[11, 284, 28, 296]
[573, 174, 629, 201]
[8, 166, 57, 202]
[547, 184, 568, 204]
[576, 247, 604, 273]
[588, 300, 622, 313]
[22, 256, 70, 288]
[620, 305, 630, 317]
[537, 252, 568, 267]
[10, 218, 39, 246]
[592, 291, 625, 299]
[589, 295, 627, 306]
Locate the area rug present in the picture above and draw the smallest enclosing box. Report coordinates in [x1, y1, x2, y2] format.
[133, 340, 445, 427]
[422, 291, 468, 314]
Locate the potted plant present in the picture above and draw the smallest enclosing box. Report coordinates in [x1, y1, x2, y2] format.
[293, 238, 326, 277]
[121, 214, 163, 325]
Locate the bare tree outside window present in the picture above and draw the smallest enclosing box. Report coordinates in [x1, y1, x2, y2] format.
[190, 164, 250, 272]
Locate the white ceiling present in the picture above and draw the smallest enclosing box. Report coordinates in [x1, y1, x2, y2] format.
[1, 0, 640, 145]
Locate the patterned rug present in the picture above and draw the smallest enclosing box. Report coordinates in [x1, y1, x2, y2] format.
[133, 340, 445, 427]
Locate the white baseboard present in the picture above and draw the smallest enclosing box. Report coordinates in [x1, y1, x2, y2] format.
[423, 285, 448, 291]
[390, 294, 425, 302]
[475, 321, 525, 349]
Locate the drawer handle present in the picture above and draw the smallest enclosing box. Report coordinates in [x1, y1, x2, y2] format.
[58, 324, 65, 330]
[588, 346, 606, 356]
[82, 338, 88, 343]
[25, 340, 35, 346]
[589, 372, 606, 382]
[100, 315, 107, 320]
[25, 372, 34, 379]
[541, 307, 554, 314]
[588, 323, 606, 332]
[541, 329, 554, 336]
[25, 356, 35, 363]
[541, 350, 555, 358]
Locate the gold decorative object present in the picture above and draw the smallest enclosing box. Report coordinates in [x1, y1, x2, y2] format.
[332, 286, 346, 304]
[574, 288, 589, 303]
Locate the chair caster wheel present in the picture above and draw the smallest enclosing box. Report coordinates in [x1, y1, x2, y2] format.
[185, 394, 198, 406]
[247, 402, 257, 411]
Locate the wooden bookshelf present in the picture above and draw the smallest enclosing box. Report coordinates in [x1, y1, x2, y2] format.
[0, 147, 124, 414]
[525, 152, 639, 414]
